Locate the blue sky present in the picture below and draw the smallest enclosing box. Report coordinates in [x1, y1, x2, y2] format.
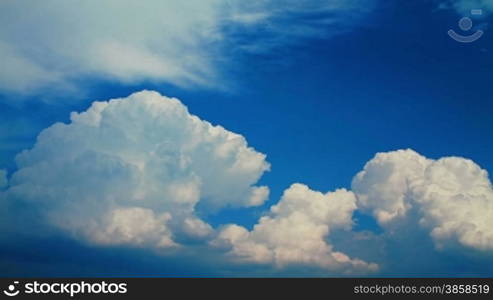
[1, 0, 493, 277]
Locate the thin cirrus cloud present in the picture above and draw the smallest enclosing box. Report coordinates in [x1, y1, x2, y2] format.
[0, 0, 483, 97]
[440, 0, 493, 14]
[1, 91, 492, 275]
[222, 0, 376, 53]
[0, 0, 375, 96]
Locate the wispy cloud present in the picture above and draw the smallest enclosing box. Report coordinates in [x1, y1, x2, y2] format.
[0, 0, 376, 96]
[439, 0, 493, 15]
[0, 0, 223, 95]
[222, 0, 376, 54]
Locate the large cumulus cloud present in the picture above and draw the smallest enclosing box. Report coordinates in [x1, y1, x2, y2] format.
[4, 90, 270, 248]
[353, 149, 493, 251]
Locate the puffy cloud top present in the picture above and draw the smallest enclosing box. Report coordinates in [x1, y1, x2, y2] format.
[214, 183, 379, 274]
[412, 157, 493, 250]
[352, 149, 431, 224]
[0, 0, 375, 95]
[6, 90, 270, 248]
[352, 149, 493, 251]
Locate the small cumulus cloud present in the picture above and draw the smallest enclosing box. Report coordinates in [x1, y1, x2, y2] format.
[213, 183, 379, 274]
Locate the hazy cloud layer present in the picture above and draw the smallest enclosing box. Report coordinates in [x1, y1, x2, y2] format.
[440, 0, 493, 15]
[0, 0, 375, 95]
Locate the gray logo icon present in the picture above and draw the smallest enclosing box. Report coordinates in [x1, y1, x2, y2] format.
[448, 9, 484, 43]
[3, 281, 20, 297]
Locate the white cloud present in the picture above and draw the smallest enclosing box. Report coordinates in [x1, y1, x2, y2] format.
[0, 42, 63, 93]
[3, 90, 381, 274]
[214, 183, 379, 274]
[224, 0, 376, 54]
[182, 217, 215, 240]
[0, 0, 375, 95]
[352, 149, 432, 224]
[0, 0, 223, 94]
[440, 0, 493, 15]
[227, 0, 374, 23]
[5, 90, 269, 248]
[352, 149, 493, 251]
[247, 186, 271, 207]
[89, 207, 177, 248]
[412, 157, 493, 251]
